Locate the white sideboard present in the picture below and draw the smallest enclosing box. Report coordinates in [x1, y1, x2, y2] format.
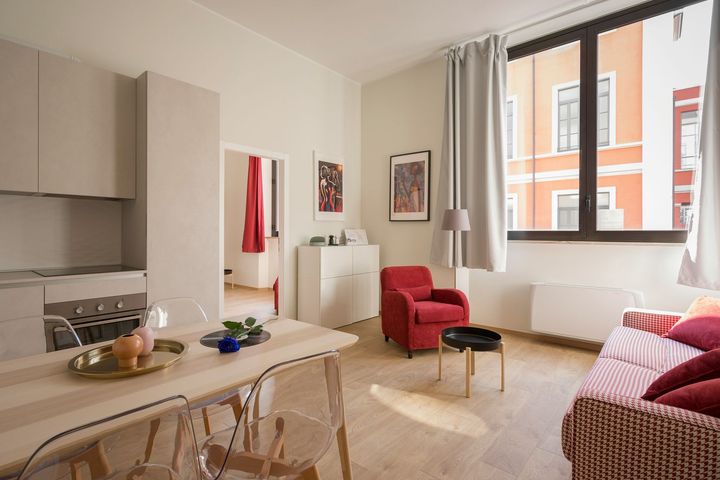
[298, 245, 380, 328]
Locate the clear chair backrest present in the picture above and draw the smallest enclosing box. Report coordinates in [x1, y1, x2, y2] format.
[18, 395, 201, 480]
[0, 315, 81, 361]
[144, 297, 208, 329]
[203, 351, 343, 480]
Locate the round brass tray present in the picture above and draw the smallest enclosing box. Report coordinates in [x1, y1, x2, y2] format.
[68, 339, 189, 379]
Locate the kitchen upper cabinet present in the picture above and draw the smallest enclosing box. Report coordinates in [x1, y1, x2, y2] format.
[0, 39, 38, 193]
[39, 52, 136, 199]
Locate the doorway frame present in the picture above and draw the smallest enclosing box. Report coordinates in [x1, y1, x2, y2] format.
[219, 142, 290, 320]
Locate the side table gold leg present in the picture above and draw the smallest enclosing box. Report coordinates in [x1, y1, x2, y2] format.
[438, 334, 442, 381]
[500, 342, 505, 392]
[465, 347, 471, 398]
[471, 350, 475, 376]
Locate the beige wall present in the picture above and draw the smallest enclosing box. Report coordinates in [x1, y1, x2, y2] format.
[361, 58, 716, 333]
[0, 0, 361, 317]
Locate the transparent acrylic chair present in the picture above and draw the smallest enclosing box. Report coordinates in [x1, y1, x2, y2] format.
[0, 315, 81, 361]
[143, 297, 249, 438]
[200, 351, 345, 480]
[143, 297, 209, 329]
[16, 395, 201, 480]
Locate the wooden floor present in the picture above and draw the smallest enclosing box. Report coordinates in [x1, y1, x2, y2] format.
[316, 316, 598, 480]
[223, 283, 275, 320]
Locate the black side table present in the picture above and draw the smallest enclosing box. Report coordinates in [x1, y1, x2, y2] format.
[438, 325, 505, 398]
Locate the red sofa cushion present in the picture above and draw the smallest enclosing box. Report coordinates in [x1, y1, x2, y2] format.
[398, 285, 432, 302]
[666, 315, 720, 351]
[415, 301, 464, 324]
[655, 378, 720, 418]
[642, 349, 720, 401]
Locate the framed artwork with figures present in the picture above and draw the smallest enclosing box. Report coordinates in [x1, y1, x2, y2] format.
[389, 150, 430, 221]
[314, 151, 345, 221]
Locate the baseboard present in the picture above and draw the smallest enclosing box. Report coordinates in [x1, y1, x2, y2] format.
[469, 322, 603, 352]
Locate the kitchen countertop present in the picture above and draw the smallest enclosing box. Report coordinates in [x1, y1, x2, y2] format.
[0, 269, 147, 288]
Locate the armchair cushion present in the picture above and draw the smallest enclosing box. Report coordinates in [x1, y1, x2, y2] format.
[655, 378, 720, 418]
[414, 301, 465, 324]
[398, 285, 432, 302]
[643, 349, 720, 401]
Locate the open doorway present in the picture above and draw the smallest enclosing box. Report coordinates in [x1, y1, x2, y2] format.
[221, 144, 287, 321]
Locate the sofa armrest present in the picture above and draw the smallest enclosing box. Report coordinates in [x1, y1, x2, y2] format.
[621, 308, 682, 336]
[570, 390, 720, 480]
[431, 288, 469, 313]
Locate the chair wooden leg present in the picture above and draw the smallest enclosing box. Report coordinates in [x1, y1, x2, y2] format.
[202, 407, 212, 436]
[300, 465, 321, 480]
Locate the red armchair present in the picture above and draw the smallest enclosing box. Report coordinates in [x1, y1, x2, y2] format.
[381, 266, 469, 358]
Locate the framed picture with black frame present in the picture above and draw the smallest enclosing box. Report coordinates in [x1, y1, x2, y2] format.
[389, 150, 430, 221]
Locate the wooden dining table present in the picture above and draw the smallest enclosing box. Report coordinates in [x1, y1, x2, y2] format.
[0, 318, 358, 478]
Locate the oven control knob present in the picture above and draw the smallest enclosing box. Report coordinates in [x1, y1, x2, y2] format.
[115, 300, 124, 309]
[96, 303, 105, 312]
[74, 306, 84, 315]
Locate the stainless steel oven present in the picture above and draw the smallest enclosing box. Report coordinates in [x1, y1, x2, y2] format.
[45, 293, 146, 348]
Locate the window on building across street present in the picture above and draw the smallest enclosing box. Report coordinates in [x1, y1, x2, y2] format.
[506, 99, 515, 159]
[557, 86, 580, 152]
[680, 110, 699, 169]
[507, 194, 518, 230]
[506, 0, 710, 242]
[597, 78, 611, 147]
[679, 203, 692, 227]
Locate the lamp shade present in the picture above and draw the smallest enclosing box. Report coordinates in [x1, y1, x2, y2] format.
[441, 209, 471, 231]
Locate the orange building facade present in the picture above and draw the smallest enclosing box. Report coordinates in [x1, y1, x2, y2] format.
[505, 12, 704, 232]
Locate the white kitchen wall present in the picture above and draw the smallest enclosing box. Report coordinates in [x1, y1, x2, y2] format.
[0, 0, 361, 317]
[362, 57, 716, 334]
[224, 150, 278, 289]
[0, 195, 121, 270]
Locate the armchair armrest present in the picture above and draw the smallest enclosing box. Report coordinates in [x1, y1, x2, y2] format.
[381, 290, 416, 348]
[621, 308, 682, 336]
[570, 390, 720, 480]
[431, 288, 469, 313]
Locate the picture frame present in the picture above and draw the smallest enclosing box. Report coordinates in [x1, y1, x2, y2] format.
[343, 229, 368, 245]
[389, 150, 430, 221]
[314, 151, 345, 221]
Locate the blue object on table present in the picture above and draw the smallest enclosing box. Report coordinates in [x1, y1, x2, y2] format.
[218, 336, 240, 353]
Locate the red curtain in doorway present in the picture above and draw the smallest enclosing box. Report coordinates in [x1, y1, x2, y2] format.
[242, 156, 266, 253]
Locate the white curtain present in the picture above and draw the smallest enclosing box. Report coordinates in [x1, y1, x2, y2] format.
[678, 0, 720, 290]
[430, 35, 508, 272]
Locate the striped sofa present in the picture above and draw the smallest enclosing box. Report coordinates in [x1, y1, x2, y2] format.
[562, 308, 720, 480]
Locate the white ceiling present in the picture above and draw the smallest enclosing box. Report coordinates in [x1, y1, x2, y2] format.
[194, 0, 594, 83]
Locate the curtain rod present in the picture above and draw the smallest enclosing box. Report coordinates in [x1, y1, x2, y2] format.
[448, 0, 615, 50]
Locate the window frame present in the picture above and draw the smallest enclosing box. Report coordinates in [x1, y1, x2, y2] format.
[507, 0, 701, 243]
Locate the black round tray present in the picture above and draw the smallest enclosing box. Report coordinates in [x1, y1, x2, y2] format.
[200, 330, 271, 349]
[441, 326, 501, 352]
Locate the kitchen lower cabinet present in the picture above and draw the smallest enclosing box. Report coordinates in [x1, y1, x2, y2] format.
[298, 245, 380, 328]
[39, 52, 136, 199]
[0, 39, 38, 193]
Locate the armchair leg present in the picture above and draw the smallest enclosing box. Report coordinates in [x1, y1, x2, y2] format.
[384, 336, 389, 342]
[407, 350, 413, 359]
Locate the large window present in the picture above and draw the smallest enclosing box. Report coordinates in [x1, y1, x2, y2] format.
[506, 0, 711, 242]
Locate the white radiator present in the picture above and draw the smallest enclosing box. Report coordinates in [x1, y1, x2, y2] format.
[530, 282, 644, 343]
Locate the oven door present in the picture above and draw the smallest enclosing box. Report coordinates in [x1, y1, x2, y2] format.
[69, 311, 143, 346]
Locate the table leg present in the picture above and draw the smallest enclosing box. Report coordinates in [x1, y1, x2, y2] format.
[465, 347, 471, 398]
[438, 334, 442, 381]
[500, 342, 505, 392]
[471, 350, 475, 376]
